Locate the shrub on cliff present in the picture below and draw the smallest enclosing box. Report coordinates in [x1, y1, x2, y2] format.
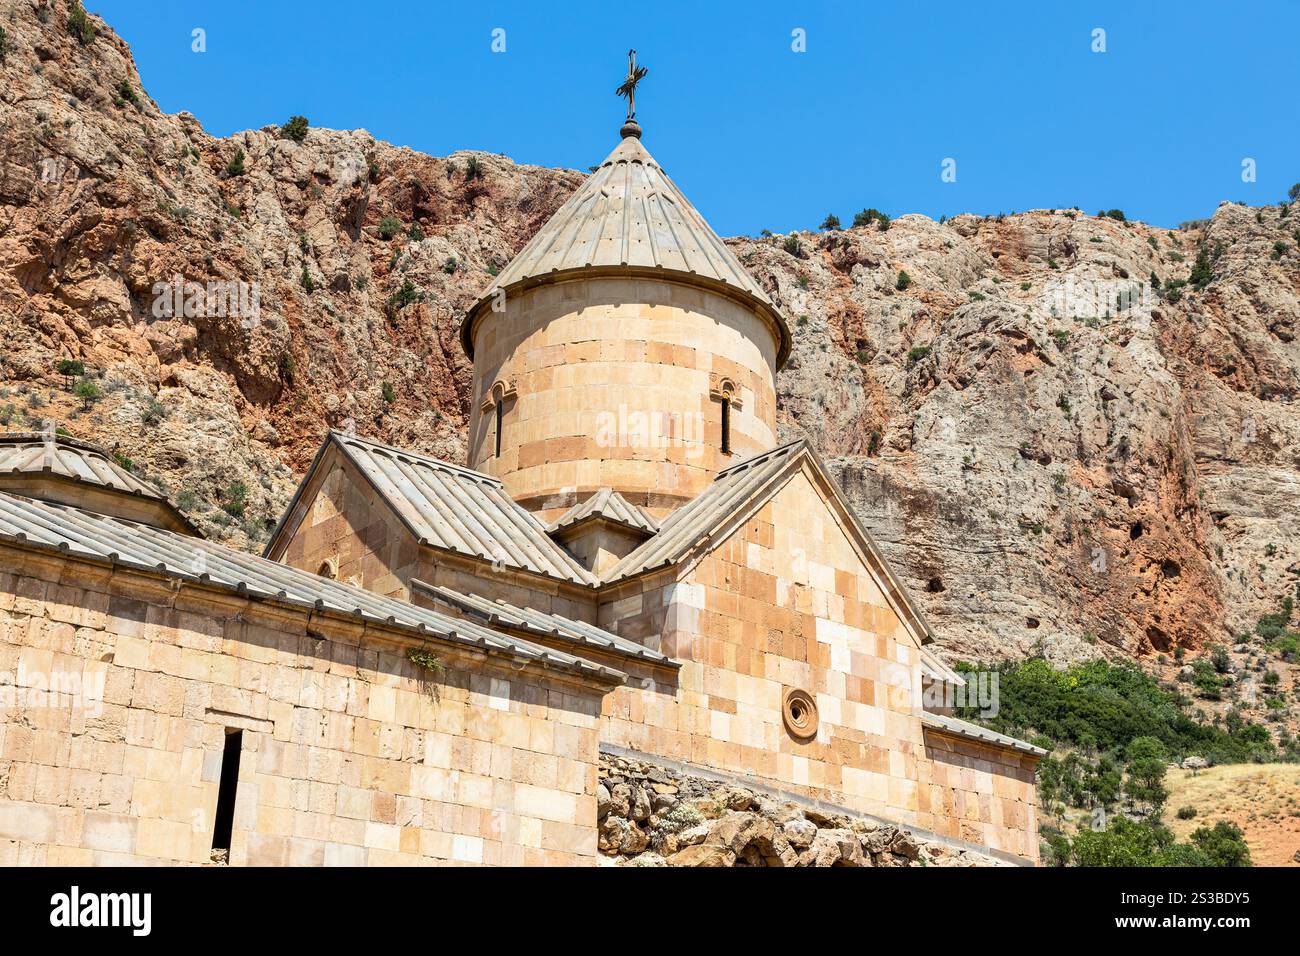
[852, 207, 890, 231]
[221, 480, 248, 517]
[280, 115, 309, 143]
[67, 2, 96, 45]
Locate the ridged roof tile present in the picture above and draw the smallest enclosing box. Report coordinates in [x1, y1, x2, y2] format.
[462, 134, 791, 366]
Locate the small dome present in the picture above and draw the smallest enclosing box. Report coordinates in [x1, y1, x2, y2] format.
[461, 133, 790, 367]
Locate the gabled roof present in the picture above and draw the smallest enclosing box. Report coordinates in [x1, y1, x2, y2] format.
[0, 491, 623, 685]
[0, 432, 199, 536]
[921, 712, 1047, 758]
[461, 133, 791, 368]
[412, 580, 678, 668]
[265, 432, 595, 586]
[547, 488, 658, 537]
[603, 438, 938, 647]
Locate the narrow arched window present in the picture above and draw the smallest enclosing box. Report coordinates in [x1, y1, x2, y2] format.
[720, 397, 731, 454]
[495, 399, 504, 458]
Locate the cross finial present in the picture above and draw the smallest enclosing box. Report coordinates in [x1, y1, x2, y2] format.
[615, 48, 647, 138]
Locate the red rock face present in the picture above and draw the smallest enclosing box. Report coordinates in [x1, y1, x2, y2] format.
[1, 8, 1296, 662]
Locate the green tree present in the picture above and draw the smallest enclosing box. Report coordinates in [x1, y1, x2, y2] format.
[1084, 755, 1122, 808]
[1070, 817, 1169, 867]
[1189, 249, 1213, 290]
[280, 115, 309, 143]
[1189, 821, 1251, 867]
[1289, 183, 1300, 202]
[820, 213, 841, 231]
[853, 207, 890, 231]
[56, 359, 86, 389]
[896, 270, 912, 291]
[381, 381, 396, 405]
[225, 148, 245, 177]
[1124, 736, 1169, 813]
[67, 2, 96, 45]
[377, 217, 402, 240]
[0, 25, 9, 64]
[73, 377, 100, 410]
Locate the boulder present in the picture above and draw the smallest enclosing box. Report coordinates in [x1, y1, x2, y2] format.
[606, 783, 632, 819]
[677, 823, 710, 847]
[804, 828, 869, 867]
[725, 788, 755, 811]
[890, 831, 920, 861]
[667, 844, 737, 867]
[709, 811, 777, 856]
[629, 784, 652, 822]
[781, 817, 818, 849]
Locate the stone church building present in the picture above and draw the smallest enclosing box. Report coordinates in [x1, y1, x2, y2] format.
[0, 115, 1042, 866]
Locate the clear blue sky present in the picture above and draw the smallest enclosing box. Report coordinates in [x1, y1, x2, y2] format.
[92, 0, 1299, 235]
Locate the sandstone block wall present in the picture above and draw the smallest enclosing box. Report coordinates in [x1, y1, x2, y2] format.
[467, 277, 781, 519]
[918, 730, 1040, 862]
[0, 550, 605, 866]
[274, 454, 417, 598]
[598, 469, 928, 826]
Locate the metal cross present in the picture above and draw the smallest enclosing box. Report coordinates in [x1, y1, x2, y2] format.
[615, 49, 648, 120]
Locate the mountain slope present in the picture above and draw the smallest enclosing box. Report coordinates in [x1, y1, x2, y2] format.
[2, 3, 1297, 662]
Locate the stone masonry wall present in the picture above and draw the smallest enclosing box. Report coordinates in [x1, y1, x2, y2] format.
[0, 548, 605, 866]
[599, 468, 928, 825]
[467, 277, 781, 520]
[918, 729, 1040, 862]
[275, 452, 417, 598]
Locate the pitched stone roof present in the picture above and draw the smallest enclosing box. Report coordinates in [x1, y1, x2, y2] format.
[0, 432, 198, 535]
[603, 438, 938, 646]
[266, 432, 595, 586]
[461, 133, 792, 367]
[921, 712, 1047, 758]
[0, 431, 153, 492]
[547, 488, 658, 537]
[412, 580, 677, 668]
[919, 646, 966, 687]
[0, 490, 624, 685]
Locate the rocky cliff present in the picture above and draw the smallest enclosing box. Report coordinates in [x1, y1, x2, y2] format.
[2, 2, 1297, 663]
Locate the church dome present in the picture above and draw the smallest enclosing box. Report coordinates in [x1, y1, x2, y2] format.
[461, 133, 791, 369]
[461, 99, 790, 521]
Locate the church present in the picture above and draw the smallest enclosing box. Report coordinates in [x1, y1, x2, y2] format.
[0, 76, 1042, 866]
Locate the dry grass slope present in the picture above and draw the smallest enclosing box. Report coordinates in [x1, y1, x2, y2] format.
[1166, 763, 1300, 867]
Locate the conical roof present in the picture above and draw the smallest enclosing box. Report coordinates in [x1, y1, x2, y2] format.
[461, 132, 791, 367]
